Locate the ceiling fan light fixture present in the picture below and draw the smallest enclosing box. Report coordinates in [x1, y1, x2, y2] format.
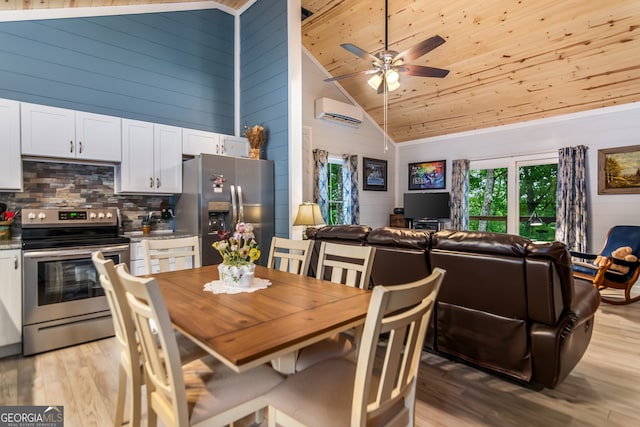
[386, 69, 399, 84]
[368, 73, 383, 90]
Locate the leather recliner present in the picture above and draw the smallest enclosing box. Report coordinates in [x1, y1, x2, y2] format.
[306, 226, 600, 389]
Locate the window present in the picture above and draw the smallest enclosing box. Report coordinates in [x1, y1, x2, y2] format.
[469, 154, 558, 241]
[469, 167, 508, 232]
[314, 150, 359, 226]
[327, 158, 344, 225]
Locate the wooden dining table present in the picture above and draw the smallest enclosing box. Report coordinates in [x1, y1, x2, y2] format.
[151, 264, 372, 373]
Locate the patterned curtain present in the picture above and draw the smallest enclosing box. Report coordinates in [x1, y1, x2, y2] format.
[342, 154, 359, 224]
[450, 159, 470, 230]
[556, 145, 588, 252]
[313, 149, 329, 222]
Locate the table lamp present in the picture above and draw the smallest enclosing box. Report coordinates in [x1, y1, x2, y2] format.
[293, 202, 325, 239]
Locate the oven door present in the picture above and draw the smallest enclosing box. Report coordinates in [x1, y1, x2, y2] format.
[23, 244, 130, 326]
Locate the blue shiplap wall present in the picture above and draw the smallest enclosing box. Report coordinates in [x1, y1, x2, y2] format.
[0, 10, 235, 134]
[241, 0, 289, 238]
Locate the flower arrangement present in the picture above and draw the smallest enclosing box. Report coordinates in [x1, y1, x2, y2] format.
[212, 222, 261, 267]
[244, 124, 266, 149]
[244, 124, 266, 159]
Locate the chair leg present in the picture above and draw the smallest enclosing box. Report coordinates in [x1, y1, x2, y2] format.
[129, 363, 142, 427]
[115, 363, 126, 427]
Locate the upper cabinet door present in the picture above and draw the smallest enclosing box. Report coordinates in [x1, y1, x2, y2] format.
[222, 135, 249, 158]
[154, 124, 182, 194]
[182, 128, 222, 156]
[0, 99, 22, 191]
[75, 111, 121, 162]
[119, 119, 156, 193]
[21, 103, 76, 159]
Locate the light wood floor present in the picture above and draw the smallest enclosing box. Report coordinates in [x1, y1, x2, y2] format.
[1, 288, 639, 427]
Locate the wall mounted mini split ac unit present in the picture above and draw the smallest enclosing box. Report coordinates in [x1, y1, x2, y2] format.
[315, 97, 363, 127]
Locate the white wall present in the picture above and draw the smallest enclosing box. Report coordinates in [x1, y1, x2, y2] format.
[398, 102, 640, 251]
[301, 51, 396, 228]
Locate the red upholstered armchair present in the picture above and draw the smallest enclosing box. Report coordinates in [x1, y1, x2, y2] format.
[572, 225, 640, 305]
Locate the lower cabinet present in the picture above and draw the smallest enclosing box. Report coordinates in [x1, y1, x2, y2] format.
[0, 249, 22, 357]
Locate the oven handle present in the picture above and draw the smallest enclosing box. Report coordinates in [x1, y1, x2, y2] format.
[23, 244, 130, 260]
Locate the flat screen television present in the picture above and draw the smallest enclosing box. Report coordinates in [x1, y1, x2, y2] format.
[403, 192, 451, 219]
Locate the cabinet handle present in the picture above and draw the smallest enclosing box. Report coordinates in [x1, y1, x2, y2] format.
[14, 255, 18, 270]
[156, 178, 161, 188]
[150, 177, 154, 188]
[79, 141, 83, 154]
[70, 140, 74, 153]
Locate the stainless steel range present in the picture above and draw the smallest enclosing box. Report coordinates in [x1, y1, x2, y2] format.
[21, 207, 130, 355]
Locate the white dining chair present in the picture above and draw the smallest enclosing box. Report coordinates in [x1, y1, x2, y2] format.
[114, 263, 284, 427]
[266, 237, 313, 276]
[294, 242, 376, 372]
[266, 268, 445, 427]
[315, 241, 375, 289]
[141, 236, 201, 274]
[92, 251, 207, 427]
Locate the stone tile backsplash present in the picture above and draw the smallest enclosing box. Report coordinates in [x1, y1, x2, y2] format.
[0, 160, 174, 236]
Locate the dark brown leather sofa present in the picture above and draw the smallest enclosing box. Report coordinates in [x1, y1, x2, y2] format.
[306, 225, 600, 389]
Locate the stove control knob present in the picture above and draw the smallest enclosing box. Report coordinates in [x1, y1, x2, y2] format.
[98, 212, 105, 219]
[37, 212, 46, 220]
[106, 212, 113, 219]
[89, 212, 97, 219]
[28, 212, 36, 220]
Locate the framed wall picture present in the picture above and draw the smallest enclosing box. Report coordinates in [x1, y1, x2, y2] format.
[598, 145, 640, 194]
[363, 157, 388, 191]
[408, 160, 446, 190]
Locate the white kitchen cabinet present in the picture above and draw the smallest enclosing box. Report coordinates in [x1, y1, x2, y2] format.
[0, 249, 22, 357]
[222, 135, 249, 157]
[182, 129, 249, 157]
[21, 102, 121, 162]
[182, 128, 223, 156]
[117, 119, 182, 194]
[0, 99, 22, 191]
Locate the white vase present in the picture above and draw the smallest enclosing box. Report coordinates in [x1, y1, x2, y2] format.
[218, 263, 255, 288]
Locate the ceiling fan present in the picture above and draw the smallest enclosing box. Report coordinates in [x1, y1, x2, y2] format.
[325, 0, 450, 93]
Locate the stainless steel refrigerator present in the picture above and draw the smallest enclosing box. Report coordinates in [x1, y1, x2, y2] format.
[175, 154, 275, 266]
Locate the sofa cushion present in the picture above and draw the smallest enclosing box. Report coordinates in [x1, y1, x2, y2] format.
[312, 225, 371, 242]
[432, 229, 530, 257]
[367, 227, 430, 250]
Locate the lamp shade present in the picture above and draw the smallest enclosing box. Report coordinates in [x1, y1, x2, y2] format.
[293, 202, 325, 226]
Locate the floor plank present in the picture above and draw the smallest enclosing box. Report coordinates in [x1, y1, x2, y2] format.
[0, 293, 638, 426]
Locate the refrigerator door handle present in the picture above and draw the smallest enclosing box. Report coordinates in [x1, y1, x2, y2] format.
[230, 185, 238, 226]
[237, 185, 244, 223]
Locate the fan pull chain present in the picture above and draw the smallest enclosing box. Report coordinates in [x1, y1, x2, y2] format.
[383, 77, 389, 152]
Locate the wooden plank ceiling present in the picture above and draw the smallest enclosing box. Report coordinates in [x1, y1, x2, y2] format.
[4, 0, 640, 142]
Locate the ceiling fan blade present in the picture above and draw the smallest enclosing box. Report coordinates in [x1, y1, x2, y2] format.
[394, 35, 446, 64]
[341, 43, 381, 64]
[402, 65, 450, 78]
[324, 69, 379, 82]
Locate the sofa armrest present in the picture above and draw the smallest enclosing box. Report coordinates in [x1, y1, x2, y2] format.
[529, 279, 599, 388]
